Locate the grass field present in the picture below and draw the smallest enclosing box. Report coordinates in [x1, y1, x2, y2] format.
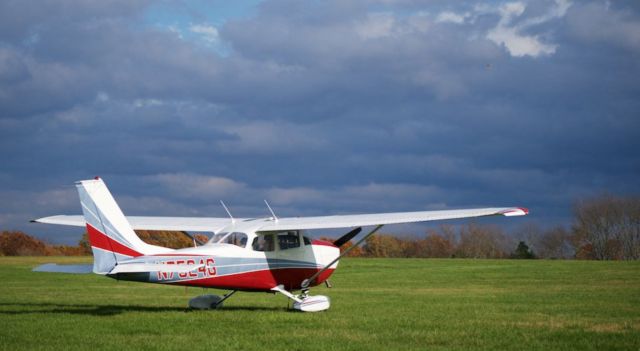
[1, 257, 639, 351]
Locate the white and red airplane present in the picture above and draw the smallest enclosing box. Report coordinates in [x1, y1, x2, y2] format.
[33, 177, 528, 312]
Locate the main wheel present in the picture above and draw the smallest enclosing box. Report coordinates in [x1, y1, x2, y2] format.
[189, 294, 224, 309]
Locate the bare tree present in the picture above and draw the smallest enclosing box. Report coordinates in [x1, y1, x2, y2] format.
[456, 223, 510, 259]
[573, 194, 640, 260]
[537, 226, 573, 259]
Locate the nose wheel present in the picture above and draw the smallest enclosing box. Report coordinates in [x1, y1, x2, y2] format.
[271, 285, 330, 312]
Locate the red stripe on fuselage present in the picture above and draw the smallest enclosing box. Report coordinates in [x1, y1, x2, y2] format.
[169, 267, 336, 291]
[149, 253, 205, 256]
[86, 223, 142, 257]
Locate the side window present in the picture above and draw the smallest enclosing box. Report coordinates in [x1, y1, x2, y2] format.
[278, 231, 300, 250]
[221, 232, 247, 248]
[303, 236, 311, 245]
[210, 232, 228, 243]
[252, 234, 275, 252]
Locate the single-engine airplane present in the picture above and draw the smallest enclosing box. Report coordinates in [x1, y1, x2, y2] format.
[32, 177, 528, 312]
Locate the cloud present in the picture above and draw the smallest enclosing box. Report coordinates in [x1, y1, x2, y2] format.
[486, 0, 571, 57]
[215, 121, 328, 154]
[436, 11, 469, 24]
[149, 173, 246, 200]
[566, 1, 640, 53]
[356, 12, 396, 39]
[0, 0, 639, 244]
[190, 24, 220, 42]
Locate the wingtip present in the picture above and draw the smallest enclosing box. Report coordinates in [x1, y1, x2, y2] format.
[499, 207, 529, 216]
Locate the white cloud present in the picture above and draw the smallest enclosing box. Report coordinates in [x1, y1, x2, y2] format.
[189, 24, 220, 44]
[486, 0, 572, 58]
[436, 11, 470, 24]
[487, 26, 557, 57]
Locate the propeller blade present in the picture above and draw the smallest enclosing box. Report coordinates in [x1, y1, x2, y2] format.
[333, 227, 362, 247]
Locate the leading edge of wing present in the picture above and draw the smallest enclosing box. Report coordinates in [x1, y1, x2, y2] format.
[257, 207, 529, 231]
[32, 215, 233, 232]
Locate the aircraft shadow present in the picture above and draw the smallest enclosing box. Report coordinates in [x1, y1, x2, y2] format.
[0, 302, 288, 316]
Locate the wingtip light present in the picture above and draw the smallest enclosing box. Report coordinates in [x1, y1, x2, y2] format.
[499, 207, 529, 216]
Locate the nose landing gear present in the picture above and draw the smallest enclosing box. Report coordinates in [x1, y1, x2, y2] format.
[271, 285, 330, 312]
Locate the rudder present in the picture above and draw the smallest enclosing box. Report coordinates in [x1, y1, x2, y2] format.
[76, 177, 163, 274]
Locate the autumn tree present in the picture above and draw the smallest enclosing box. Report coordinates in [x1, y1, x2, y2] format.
[78, 232, 92, 254]
[404, 228, 455, 258]
[363, 234, 410, 257]
[0, 231, 49, 256]
[135, 230, 197, 249]
[339, 240, 365, 257]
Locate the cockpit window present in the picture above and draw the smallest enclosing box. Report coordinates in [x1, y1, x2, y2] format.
[278, 231, 301, 250]
[220, 232, 247, 248]
[252, 234, 275, 252]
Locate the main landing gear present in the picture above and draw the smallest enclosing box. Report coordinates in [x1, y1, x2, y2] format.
[188, 290, 237, 309]
[271, 285, 331, 312]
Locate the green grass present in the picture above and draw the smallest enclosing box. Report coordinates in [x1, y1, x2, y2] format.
[0, 257, 639, 350]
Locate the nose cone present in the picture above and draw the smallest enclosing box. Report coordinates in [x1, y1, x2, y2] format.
[311, 239, 340, 268]
[307, 239, 340, 287]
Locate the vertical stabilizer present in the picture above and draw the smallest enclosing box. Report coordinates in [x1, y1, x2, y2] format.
[76, 178, 165, 274]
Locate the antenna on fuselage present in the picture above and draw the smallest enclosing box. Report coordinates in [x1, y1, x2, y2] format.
[264, 200, 278, 222]
[220, 200, 235, 224]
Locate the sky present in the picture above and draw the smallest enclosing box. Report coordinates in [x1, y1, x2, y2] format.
[1, 0, 639, 244]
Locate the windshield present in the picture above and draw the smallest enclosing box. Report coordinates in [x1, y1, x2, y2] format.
[210, 232, 229, 243]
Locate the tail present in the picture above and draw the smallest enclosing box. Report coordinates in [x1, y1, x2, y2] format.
[76, 177, 165, 274]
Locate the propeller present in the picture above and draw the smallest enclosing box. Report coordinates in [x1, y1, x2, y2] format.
[333, 227, 362, 247]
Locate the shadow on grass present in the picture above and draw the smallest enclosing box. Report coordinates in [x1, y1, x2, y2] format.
[0, 302, 288, 316]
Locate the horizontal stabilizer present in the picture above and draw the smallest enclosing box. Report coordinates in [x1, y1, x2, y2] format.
[33, 263, 93, 274]
[109, 263, 204, 274]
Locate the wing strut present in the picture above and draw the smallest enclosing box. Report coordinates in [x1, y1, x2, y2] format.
[180, 231, 207, 246]
[301, 224, 384, 292]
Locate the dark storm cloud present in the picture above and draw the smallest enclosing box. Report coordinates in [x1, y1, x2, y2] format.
[0, 0, 638, 244]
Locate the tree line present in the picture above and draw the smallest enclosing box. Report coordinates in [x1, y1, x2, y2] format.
[340, 194, 639, 260]
[2, 194, 638, 260]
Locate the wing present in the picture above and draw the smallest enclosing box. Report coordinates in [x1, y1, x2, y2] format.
[33, 215, 233, 232]
[256, 207, 529, 231]
[33, 207, 528, 233]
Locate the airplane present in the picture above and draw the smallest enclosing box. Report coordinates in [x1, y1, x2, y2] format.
[32, 177, 528, 312]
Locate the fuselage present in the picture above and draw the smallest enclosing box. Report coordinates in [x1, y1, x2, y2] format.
[111, 225, 340, 292]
